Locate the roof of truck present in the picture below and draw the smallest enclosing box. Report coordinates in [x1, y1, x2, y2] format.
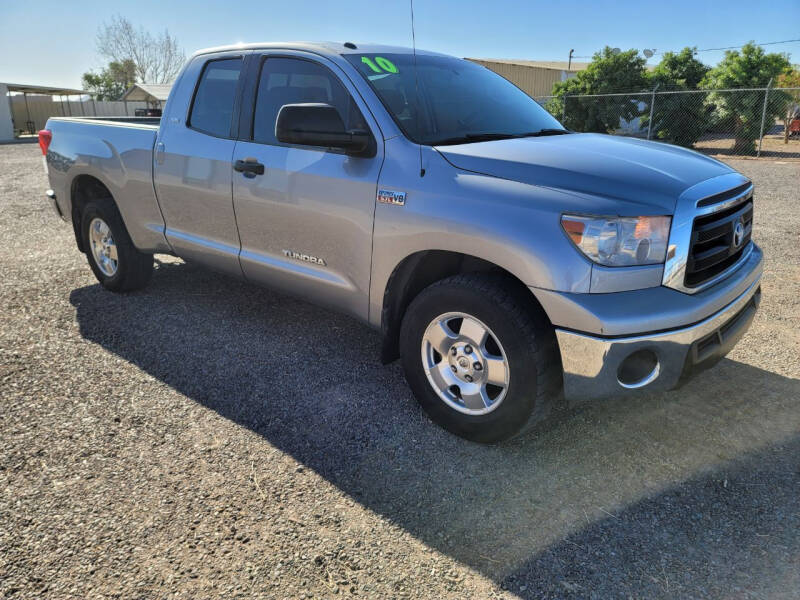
[191, 41, 447, 59]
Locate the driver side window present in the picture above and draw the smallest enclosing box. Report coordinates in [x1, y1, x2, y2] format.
[252, 57, 367, 145]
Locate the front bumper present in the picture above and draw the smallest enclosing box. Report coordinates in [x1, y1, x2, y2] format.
[555, 270, 762, 402]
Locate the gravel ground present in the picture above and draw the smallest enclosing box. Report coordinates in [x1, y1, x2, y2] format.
[1, 142, 799, 599]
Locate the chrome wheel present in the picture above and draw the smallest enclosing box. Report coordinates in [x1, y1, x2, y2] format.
[420, 312, 510, 415]
[88, 217, 118, 277]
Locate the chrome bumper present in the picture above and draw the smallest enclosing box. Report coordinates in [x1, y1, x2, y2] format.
[556, 276, 762, 402]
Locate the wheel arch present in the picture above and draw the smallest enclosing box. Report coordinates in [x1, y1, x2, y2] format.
[70, 174, 117, 253]
[379, 250, 551, 363]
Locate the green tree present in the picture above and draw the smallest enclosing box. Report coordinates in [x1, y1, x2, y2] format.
[82, 59, 137, 100]
[642, 47, 711, 147]
[652, 47, 710, 89]
[548, 47, 649, 132]
[702, 42, 792, 154]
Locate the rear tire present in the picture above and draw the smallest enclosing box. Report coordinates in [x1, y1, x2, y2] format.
[399, 273, 561, 443]
[80, 197, 153, 292]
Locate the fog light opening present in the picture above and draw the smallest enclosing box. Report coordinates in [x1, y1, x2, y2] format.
[617, 349, 660, 389]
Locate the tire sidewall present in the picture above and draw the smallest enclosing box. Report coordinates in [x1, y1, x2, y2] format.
[81, 202, 127, 290]
[400, 281, 541, 443]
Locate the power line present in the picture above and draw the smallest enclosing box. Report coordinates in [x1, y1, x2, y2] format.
[571, 38, 800, 59]
[692, 38, 800, 53]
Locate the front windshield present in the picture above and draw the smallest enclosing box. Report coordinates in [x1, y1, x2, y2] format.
[345, 53, 565, 145]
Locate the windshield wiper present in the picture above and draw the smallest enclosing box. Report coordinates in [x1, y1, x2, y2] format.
[519, 128, 572, 137]
[430, 129, 572, 146]
[429, 132, 522, 145]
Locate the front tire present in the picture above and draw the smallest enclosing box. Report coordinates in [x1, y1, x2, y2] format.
[399, 273, 561, 443]
[81, 197, 153, 292]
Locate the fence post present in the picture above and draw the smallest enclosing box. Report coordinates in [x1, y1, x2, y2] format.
[562, 94, 568, 123]
[647, 83, 659, 140]
[757, 78, 773, 157]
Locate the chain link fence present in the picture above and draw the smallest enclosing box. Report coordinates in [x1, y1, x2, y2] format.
[534, 87, 800, 160]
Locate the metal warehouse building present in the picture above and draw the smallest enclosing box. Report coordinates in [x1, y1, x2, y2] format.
[466, 58, 589, 98]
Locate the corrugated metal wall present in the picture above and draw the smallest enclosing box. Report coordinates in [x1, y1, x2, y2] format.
[468, 59, 565, 97]
[9, 95, 147, 133]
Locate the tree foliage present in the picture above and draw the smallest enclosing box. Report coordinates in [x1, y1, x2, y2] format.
[777, 68, 800, 89]
[702, 42, 792, 153]
[81, 59, 137, 101]
[643, 48, 712, 147]
[778, 68, 800, 143]
[777, 68, 800, 106]
[651, 47, 709, 89]
[547, 47, 648, 132]
[96, 15, 185, 84]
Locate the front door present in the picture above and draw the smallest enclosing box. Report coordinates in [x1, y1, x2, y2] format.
[154, 53, 245, 275]
[231, 52, 384, 319]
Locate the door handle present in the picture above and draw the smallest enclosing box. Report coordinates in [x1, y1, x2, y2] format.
[233, 157, 265, 178]
[155, 142, 165, 165]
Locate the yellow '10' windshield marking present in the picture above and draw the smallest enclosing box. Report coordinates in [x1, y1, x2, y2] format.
[361, 56, 398, 74]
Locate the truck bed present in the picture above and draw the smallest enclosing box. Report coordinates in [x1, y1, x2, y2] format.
[48, 116, 161, 128]
[44, 116, 169, 254]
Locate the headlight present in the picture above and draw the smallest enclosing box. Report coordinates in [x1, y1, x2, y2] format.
[561, 214, 671, 266]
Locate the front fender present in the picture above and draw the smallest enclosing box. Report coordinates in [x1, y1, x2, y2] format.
[369, 139, 593, 326]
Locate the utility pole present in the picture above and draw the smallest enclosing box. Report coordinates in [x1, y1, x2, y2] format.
[568, 49, 574, 71]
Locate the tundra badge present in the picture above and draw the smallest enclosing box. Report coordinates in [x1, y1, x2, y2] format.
[282, 249, 327, 266]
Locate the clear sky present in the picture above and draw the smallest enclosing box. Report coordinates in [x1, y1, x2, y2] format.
[1, 0, 798, 88]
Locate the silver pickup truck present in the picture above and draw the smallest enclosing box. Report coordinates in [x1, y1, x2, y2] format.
[42, 42, 762, 442]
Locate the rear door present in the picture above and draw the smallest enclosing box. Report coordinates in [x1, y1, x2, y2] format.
[231, 51, 384, 319]
[153, 52, 246, 275]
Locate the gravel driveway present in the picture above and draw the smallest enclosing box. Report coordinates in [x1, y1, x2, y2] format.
[1, 143, 798, 599]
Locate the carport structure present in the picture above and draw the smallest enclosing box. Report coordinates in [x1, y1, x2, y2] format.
[1, 82, 86, 141]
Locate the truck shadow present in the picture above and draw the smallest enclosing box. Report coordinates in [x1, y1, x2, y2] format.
[69, 260, 800, 596]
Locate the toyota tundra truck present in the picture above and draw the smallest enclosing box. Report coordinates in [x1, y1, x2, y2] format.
[41, 42, 763, 442]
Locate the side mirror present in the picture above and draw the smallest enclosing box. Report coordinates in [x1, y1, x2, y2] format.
[275, 103, 372, 156]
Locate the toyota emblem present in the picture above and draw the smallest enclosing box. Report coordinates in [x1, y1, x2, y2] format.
[732, 220, 745, 248]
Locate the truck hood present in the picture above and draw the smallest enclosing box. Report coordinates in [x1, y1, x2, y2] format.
[435, 133, 734, 214]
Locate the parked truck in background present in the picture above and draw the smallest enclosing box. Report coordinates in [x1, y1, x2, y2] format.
[40, 42, 763, 442]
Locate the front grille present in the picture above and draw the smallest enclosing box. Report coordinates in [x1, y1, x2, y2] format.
[685, 198, 753, 288]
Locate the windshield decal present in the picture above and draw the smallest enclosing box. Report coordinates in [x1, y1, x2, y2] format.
[361, 56, 398, 74]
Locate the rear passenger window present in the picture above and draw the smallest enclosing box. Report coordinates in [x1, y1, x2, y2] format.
[252, 57, 367, 145]
[189, 58, 242, 137]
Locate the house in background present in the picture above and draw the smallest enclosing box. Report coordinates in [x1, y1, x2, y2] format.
[466, 58, 589, 99]
[120, 83, 173, 109]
